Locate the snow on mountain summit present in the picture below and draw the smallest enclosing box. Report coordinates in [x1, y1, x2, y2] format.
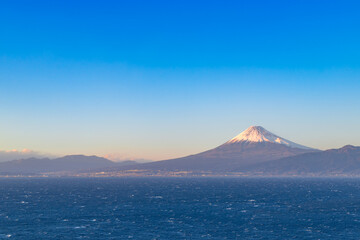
[226, 126, 312, 150]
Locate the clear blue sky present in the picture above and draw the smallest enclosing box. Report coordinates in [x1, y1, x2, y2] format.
[1, 0, 360, 160]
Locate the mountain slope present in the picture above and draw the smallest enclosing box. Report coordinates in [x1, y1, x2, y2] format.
[244, 145, 360, 176]
[117, 126, 317, 172]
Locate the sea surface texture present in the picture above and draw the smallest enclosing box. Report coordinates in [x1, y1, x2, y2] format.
[1, 178, 360, 239]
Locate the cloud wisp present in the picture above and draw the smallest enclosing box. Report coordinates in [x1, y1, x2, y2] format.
[102, 153, 152, 163]
[0, 149, 51, 162]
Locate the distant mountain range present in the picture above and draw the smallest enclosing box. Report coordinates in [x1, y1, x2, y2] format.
[1, 126, 360, 177]
[0, 155, 137, 175]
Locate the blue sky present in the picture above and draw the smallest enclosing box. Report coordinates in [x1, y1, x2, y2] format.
[1, 0, 360, 160]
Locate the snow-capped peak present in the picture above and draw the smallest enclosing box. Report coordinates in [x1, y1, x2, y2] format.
[226, 126, 312, 150]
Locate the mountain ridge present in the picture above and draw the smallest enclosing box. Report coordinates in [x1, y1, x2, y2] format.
[244, 145, 360, 176]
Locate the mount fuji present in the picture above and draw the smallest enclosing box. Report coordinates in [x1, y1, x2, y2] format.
[118, 126, 318, 172]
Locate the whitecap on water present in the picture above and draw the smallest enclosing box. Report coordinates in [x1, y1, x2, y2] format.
[74, 226, 86, 229]
[149, 196, 163, 199]
[0, 234, 12, 239]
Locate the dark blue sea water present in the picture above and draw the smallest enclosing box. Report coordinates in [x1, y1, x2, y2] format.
[1, 178, 360, 239]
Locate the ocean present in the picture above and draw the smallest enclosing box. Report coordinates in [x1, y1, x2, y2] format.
[1, 178, 360, 239]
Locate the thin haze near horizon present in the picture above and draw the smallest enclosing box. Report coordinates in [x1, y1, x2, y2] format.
[1, 0, 360, 161]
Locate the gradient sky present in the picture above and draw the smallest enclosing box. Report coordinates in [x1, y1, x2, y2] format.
[1, 0, 360, 161]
